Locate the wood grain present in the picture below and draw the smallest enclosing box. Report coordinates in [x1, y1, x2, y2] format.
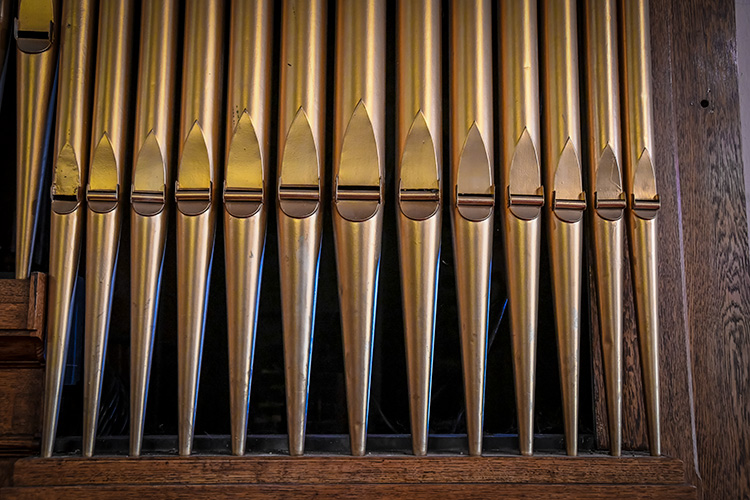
[0, 368, 42, 455]
[10, 455, 687, 486]
[0, 274, 46, 363]
[663, 0, 750, 498]
[0, 483, 698, 500]
[589, 246, 649, 451]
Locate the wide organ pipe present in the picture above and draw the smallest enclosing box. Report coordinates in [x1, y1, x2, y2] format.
[541, 0, 587, 456]
[42, 0, 96, 459]
[332, 0, 385, 457]
[223, 0, 274, 456]
[129, 0, 179, 458]
[449, 0, 495, 457]
[174, 0, 224, 456]
[499, 0, 545, 457]
[396, 0, 443, 458]
[277, 0, 327, 457]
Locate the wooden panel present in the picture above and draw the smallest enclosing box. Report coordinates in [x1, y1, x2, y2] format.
[0, 458, 16, 488]
[10, 455, 688, 487]
[589, 249, 649, 451]
[0, 368, 42, 455]
[0, 483, 698, 500]
[665, 0, 750, 498]
[0, 274, 46, 364]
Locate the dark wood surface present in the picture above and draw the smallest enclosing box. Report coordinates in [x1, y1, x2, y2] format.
[3, 455, 695, 499]
[0, 483, 698, 500]
[0, 368, 42, 455]
[655, 0, 750, 498]
[10, 455, 688, 486]
[0, 273, 46, 363]
[0, 274, 45, 458]
[589, 247, 649, 452]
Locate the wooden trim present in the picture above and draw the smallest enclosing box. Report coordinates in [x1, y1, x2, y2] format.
[4, 455, 696, 499]
[11, 455, 688, 486]
[0, 483, 698, 500]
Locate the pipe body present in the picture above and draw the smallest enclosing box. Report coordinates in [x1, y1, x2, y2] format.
[584, 0, 626, 456]
[332, 0, 385, 457]
[129, 0, 179, 457]
[277, 0, 326, 456]
[541, 0, 586, 456]
[450, 0, 495, 457]
[499, 0, 544, 456]
[175, 0, 224, 456]
[224, 0, 273, 456]
[15, 0, 58, 278]
[42, 0, 96, 458]
[396, 0, 442, 457]
[82, 0, 135, 457]
[620, 0, 661, 456]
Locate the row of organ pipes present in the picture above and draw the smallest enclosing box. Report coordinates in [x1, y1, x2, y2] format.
[8, 0, 661, 458]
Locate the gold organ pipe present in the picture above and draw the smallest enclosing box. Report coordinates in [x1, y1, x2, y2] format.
[499, 0, 544, 456]
[224, 0, 273, 456]
[619, 0, 661, 456]
[129, 0, 179, 457]
[396, 0, 442, 457]
[42, 0, 96, 458]
[175, 0, 224, 456]
[541, 0, 586, 456]
[450, 0, 495, 457]
[584, 0, 626, 456]
[277, 0, 326, 457]
[14, 0, 58, 279]
[332, 0, 385, 457]
[82, 0, 135, 457]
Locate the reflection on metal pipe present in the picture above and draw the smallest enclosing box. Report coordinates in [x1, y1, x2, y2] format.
[396, 0, 442, 457]
[42, 0, 96, 458]
[541, 0, 586, 456]
[499, 0, 544, 457]
[175, 0, 224, 456]
[450, 0, 495, 457]
[224, 0, 273, 456]
[619, 0, 661, 457]
[584, 0, 626, 457]
[333, 0, 385, 457]
[82, 0, 135, 458]
[15, 0, 58, 279]
[129, 0, 179, 457]
[277, 0, 326, 457]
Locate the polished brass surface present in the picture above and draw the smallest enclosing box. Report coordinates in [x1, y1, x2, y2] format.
[499, 0, 544, 457]
[397, 0, 442, 457]
[450, 0, 494, 457]
[541, 0, 586, 456]
[42, 0, 96, 458]
[620, 0, 661, 456]
[14, 0, 58, 279]
[82, 0, 135, 458]
[224, 0, 273, 456]
[278, 0, 326, 457]
[332, 0, 385, 457]
[584, 0, 625, 457]
[175, 0, 224, 457]
[129, 0, 179, 457]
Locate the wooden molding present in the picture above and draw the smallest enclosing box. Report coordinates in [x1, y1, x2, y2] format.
[2, 455, 696, 499]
